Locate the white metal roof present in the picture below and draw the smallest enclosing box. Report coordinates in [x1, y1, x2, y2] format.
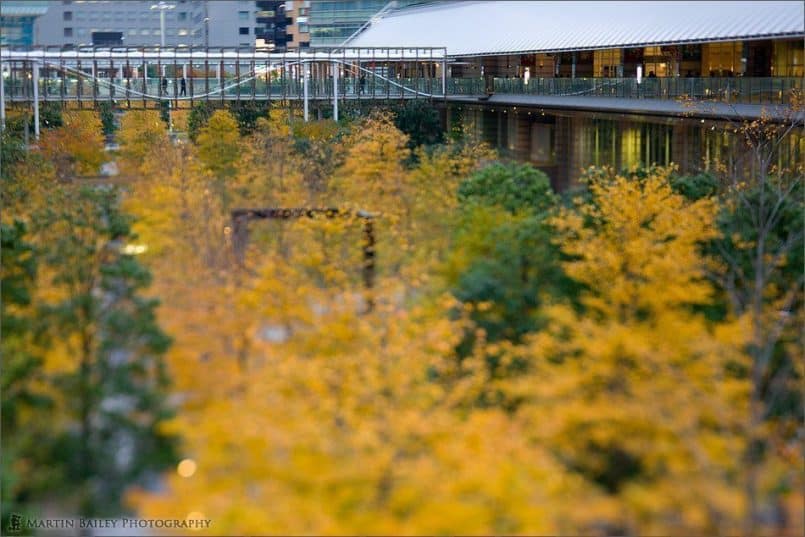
[349, 1, 805, 57]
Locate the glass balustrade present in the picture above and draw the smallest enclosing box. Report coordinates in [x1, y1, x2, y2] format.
[2, 72, 800, 105]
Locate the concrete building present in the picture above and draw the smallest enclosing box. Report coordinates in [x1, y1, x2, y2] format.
[0, 1, 49, 46]
[206, 0, 258, 48]
[285, 0, 311, 50]
[33, 0, 257, 48]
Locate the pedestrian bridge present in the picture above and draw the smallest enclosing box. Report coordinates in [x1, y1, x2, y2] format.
[2, 46, 801, 137]
[1, 46, 448, 106]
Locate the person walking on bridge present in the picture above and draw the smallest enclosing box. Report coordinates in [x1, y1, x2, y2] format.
[180, 77, 187, 96]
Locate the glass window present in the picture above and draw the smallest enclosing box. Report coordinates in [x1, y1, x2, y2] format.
[178, 12, 187, 21]
[63, 11, 73, 21]
[239, 27, 249, 35]
[702, 42, 742, 76]
[64, 27, 73, 37]
[643, 46, 669, 78]
[773, 40, 804, 77]
[594, 49, 623, 77]
[239, 11, 249, 20]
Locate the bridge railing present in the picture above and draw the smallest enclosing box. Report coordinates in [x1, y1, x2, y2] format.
[7, 69, 800, 106]
[488, 77, 803, 105]
[5, 74, 443, 102]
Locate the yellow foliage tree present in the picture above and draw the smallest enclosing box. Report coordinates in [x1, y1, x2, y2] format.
[117, 110, 172, 177]
[503, 167, 752, 535]
[38, 111, 104, 177]
[196, 109, 240, 181]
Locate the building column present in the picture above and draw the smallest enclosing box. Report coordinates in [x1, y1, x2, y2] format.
[303, 62, 309, 122]
[0, 62, 6, 131]
[32, 62, 40, 140]
[332, 62, 338, 121]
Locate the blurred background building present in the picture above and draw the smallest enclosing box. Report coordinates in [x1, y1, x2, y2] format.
[0, 0, 49, 46]
[254, 1, 290, 50]
[302, 0, 434, 47]
[31, 0, 257, 47]
[3, 0, 439, 50]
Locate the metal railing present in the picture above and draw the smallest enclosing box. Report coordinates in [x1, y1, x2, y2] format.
[3, 72, 802, 105]
[452, 77, 803, 105]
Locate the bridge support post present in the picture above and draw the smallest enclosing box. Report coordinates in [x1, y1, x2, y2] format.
[333, 62, 338, 122]
[0, 62, 5, 131]
[303, 62, 309, 122]
[32, 62, 40, 140]
[441, 52, 447, 99]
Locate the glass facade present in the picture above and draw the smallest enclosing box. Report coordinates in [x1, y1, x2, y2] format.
[0, 0, 49, 46]
[702, 41, 743, 76]
[773, 40, 805, 77]
[308, 0, 387, 46]
[594, 48, 623, 77]
[308, 0, 430, 46]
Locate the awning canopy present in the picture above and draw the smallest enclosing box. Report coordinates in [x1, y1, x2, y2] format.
[348, 1, 805, 57]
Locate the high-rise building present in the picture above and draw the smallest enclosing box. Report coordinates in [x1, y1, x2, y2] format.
[306, 0, 386, 46]
[206, 0, 258, 48]
[0, 1, 49, 46]
[285, 0, 310, 49]
[32, 0, 257, 48]
[303, 0, 434, 47]
[254, 1, 289, 50]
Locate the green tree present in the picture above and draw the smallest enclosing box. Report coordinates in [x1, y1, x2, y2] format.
[187, 101, 215, 143]
[227, 101, 270, 136]
[458, 162, 556, 213]
[393, 99, 444, 149]
[31, 187, 176, 517]
[446, 163, 576, 379]
[1, 221, 51, 534]
[98, 102, 117, 137]
[40, 102, 64, 129]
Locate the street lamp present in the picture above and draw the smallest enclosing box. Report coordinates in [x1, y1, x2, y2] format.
[150, 1, 175, 47]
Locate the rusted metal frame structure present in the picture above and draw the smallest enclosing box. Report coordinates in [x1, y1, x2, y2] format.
[231, 208, 377, 312]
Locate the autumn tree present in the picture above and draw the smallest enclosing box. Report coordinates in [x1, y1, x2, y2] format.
[502, 167, 751, 535]
[196, 109, 240, 179]
[684, 96, 804, 533]
[38, 111, 105, 177]
[117, 110, 172, 177]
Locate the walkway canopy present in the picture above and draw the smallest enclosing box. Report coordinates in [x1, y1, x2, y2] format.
[348, 1, 805, 57]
